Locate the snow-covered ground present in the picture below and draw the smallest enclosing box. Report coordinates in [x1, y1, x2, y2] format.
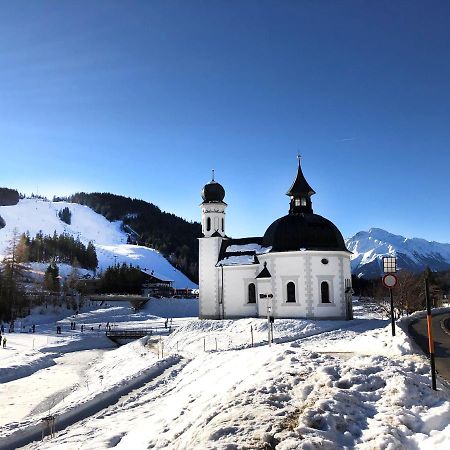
[1, 299, 449, 449]
[0, 198, 196, 288]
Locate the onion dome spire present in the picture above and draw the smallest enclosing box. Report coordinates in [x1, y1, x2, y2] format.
[286, 155, 315, 214]
[201, 170, 226, 203]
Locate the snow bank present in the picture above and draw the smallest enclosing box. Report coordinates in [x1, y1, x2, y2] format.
[23, 343, 450, 450]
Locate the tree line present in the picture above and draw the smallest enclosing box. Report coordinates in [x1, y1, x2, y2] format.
[17, 231, 98, 270]
[55, 192, 202, 282]
[352, 267, 448, 319]
[97, 264, 149, 294]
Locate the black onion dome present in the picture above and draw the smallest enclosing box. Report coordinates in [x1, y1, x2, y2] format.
[263, 213, 348, 252]
[201, 181, 225, 203]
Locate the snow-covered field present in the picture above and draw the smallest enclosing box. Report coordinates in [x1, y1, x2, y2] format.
[0, 198, 196, 288]
[1, 299, 449, 449]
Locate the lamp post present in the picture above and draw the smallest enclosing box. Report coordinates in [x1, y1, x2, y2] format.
[382, 256, 398, 337]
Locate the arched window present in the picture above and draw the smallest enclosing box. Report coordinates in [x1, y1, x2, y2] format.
[206, 217, 211, 232]
[222, 218, 224, 232]
[321, 281, 330, 303]
[287, 282, 296, 303]
[248, 283, 256, 303]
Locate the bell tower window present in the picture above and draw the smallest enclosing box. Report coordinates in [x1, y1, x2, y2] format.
[294, 198, 300, 207]
[301, 198, 307, 206]
[206, 217, 211, 232]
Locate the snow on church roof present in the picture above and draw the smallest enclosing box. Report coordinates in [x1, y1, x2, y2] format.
[226, 243, 271, 254]
[216, 237, 271, 266]
[217, 253, 259, 266]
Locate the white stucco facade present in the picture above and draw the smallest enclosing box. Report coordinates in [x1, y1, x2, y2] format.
[198, 161, 353, 320]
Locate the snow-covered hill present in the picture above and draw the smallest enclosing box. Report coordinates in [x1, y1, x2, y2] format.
[0, 198, 196, 288]
[346, 228, 450, 278]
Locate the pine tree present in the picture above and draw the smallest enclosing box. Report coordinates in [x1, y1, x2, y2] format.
[0, 229, 28, 320]
[58, 207, 72, 225]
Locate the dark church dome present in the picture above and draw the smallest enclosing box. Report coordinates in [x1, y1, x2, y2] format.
[262, 213, 348, 252]
[201, 180, 225, 203]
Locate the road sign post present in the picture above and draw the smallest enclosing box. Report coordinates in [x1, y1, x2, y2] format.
[425, 277, 437, 391]
[260, 293, 274, 346]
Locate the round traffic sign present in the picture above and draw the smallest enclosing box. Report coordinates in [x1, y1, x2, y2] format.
[382, 273, 397, 288]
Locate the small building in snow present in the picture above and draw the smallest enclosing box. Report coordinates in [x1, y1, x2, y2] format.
[198, 158, 353, 320]
[141, 269, 173, 298]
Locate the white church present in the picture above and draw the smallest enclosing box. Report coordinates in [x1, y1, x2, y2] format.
[198, 158, 353, 320]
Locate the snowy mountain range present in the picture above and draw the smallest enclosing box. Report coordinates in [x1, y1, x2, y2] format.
[0, 198, 196, 289]
[346, 228, 450, 278]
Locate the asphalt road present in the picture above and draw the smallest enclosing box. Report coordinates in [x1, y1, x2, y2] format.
[407, 310, 450, 382]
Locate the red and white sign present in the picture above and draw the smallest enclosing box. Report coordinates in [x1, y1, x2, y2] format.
[382, 273, 398, 289]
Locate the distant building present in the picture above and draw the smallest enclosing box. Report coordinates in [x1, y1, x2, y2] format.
[141, 269, 173, 298]
[198, 158, 353, 319]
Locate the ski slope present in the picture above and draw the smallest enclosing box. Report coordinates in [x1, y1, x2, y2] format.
[0, 198, 196, 288]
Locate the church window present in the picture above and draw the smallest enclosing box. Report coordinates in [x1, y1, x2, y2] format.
[286, 282, 296, 302]
[301, 198, 307, 206]
[321, 281, 330, 303]
[206, 217, 211, 232]
[294, 198, 300, 206]
[248, 283, 256, 303]
[222, 218, 224, 232]
[321, 258, 329, 265]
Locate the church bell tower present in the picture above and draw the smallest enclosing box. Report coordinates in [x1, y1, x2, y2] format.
[200, 170, 227, 237]
[198, 171, 227, 319]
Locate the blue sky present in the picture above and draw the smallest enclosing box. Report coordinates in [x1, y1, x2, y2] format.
[1, 1, 450, 242]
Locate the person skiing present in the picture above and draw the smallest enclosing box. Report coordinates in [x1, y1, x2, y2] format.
[2, 336, 6, 348]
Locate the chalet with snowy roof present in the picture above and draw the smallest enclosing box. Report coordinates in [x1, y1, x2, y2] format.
[198, 158, 353, 319]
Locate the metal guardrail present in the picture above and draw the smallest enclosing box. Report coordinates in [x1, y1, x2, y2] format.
[105, 325, 179, 340]
[106, 328, 154, 339]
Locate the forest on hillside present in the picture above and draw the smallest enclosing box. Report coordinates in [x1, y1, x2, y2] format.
[55, 192, 202, 282]
[16, 231, 98, 271]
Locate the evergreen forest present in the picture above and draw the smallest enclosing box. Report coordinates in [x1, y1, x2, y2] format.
[98, 264, 149, 294]
[19, 231, 98, 270]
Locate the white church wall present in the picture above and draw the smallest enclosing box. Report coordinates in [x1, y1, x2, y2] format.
[263, 254, 309, 318]
[222, 265, 259, 318]
[310, 253, 351, 319]
[257, 251, 351, 319]
[199, 237, 222, 318]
